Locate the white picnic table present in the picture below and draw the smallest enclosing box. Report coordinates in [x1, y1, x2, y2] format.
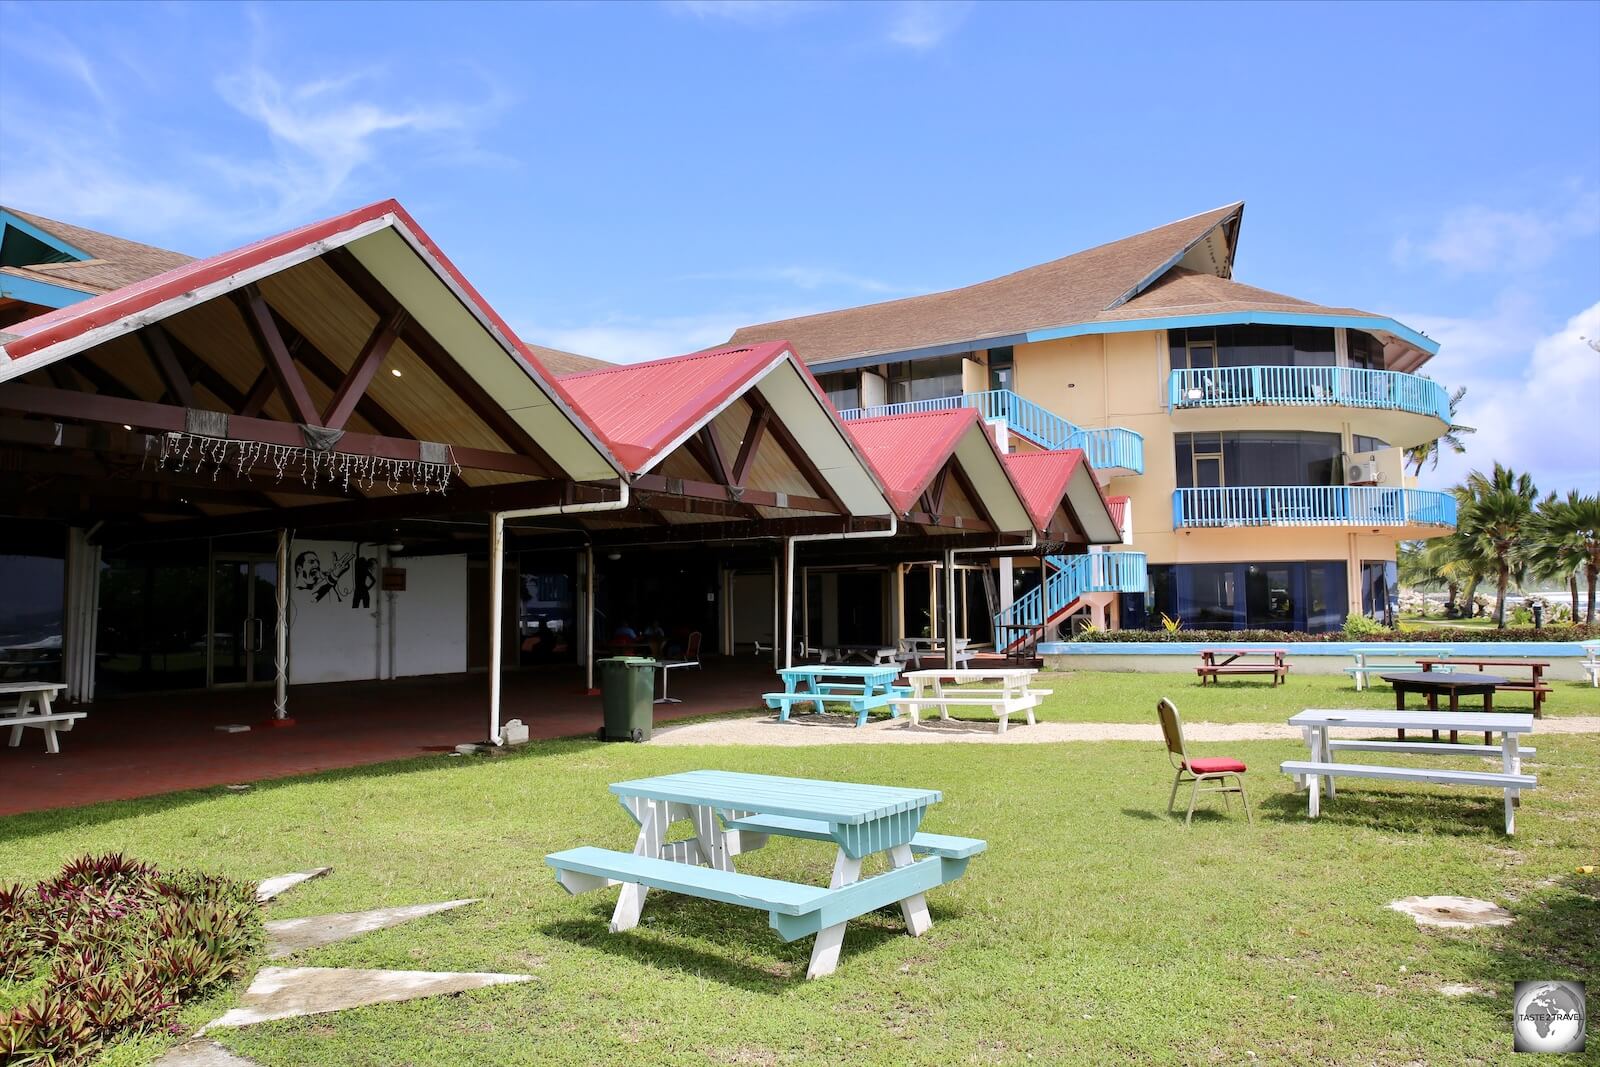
[1, 681, 83, 754]
[814, 644, 900, 666]
[896, 667, 1049, 733]
[1582, 642, 1599, 688]
[1283, 708, 1537, 834]
[896, 636, 974, 670]
[1345, 647, 1453, 691]
[545, 770, 985, 978]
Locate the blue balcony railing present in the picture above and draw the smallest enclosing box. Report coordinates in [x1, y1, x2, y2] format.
[993, 551, 1148, 651]
[1171, 486, 1457, 529]
[836, 389, 1145, 474]
[1168, 366, 1451, 423]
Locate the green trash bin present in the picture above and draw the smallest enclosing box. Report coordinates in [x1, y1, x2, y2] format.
[598, 656, 657, 742]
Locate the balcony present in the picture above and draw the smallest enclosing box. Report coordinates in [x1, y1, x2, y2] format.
[1167, 366, 1451, 448]
[836, 389, 1145, 476]
[1171, 486, 1457, 530]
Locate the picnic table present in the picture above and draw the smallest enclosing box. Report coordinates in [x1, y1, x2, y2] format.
[1196, 648, 1290, 686]
[1, 681, 83, 754]
[815, 644, 900, 666]
[1282, 708, 1536, 835]
[1417, 658, 1550, 717]
[896, 637, 973, 670]
[896, 667, 1050, 733]
[1345, 647, 1453, 691]
[1382, 672, 1508, 744]
[764, 664, 907, 728]
[1583, 642, 1599, 688]
[545, 770, 986, 978]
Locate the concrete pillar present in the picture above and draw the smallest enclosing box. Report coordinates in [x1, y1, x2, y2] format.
[274, 528, 289, 720]
[488, 512, 505, 744]
[943, 548, 958, 665]
[584, 544, 596, 694]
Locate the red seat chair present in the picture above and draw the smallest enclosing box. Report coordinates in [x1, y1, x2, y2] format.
[1157, 698, 1253, 827]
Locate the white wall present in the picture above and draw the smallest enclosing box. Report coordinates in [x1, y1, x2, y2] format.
[288, 539, 466, 684]
[731, 572, 774, 649]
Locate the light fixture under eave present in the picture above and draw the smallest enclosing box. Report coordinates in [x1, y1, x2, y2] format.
[391, 368, 403, 377]
[607, 551, 622, 562]
[387, 541, 404, 553]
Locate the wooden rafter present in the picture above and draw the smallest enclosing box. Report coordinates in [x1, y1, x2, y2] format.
[234, 285, 320, 425]
[629, 472, 838, 515]
[240, 371, 275, 418]
[730, 401, 770, 488]
[263, 309, 409, 439]
[321, 246, 564, 478]
[322, 308, 407, 429]
[138, 325, 195, 407]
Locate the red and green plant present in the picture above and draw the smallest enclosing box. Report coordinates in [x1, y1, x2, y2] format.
[0, 854, 260, 1066]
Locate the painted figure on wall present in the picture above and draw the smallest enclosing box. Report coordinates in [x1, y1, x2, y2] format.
[293, 549, 355, 603]
[352, 556, 377, 609]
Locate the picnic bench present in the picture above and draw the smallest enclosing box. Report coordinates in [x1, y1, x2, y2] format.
[895, 667, 1050, 733]
[1345, 647, 1452, 691]
[1, 682, 83, 754]
[1583, 642, 1599, 688]
[896, 637, 974, 670]
[1282, 708, 1536, 834]
[815, 644, 900, 666]
[1418, 658, 1550, 717]
[545, 770, 985, 978]
[1196, 648, 1290, 686]
[764, 664, 908, 728]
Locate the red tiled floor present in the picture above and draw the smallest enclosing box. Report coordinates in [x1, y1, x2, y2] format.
[1, 661, 778, 816]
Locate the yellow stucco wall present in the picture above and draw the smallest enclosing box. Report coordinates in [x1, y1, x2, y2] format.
[1012, 328, 1425, 611]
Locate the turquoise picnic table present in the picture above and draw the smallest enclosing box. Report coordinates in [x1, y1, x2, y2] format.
[545, 770, 986, 978]
[764, 663, 908, 727]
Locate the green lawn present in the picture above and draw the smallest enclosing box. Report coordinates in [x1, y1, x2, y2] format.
[3, 678, 1597, 1066]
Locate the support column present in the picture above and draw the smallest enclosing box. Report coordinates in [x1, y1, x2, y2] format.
[783, 537, 797, 669]
[890, 564, 905, 644]
[943, 548, 958, 667]
[998, 557, 1014, 614]
[63, 527, 102, 704]
[488, 512, 505, 744]
[584, 543, 597, 695]
[273, 528, 290, 721]
[772, 553, 782, 670]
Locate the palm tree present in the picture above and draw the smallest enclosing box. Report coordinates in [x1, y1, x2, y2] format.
[1406, 385, 1476, 475]
[1532, 491, 1600, 624]
[1455, 464, 1538, 627]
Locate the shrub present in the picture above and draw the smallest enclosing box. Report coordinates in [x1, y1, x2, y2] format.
[1069, 623, 1600, 644]
[0, 854, 260, 1066]
[1341, 613, 1389, 640]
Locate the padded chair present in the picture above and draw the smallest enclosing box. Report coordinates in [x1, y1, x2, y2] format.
[1157, 698, 1253, 827]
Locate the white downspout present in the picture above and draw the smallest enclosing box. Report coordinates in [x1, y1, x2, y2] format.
[487, 481, 631, 745]
[782, 517, 899, 669]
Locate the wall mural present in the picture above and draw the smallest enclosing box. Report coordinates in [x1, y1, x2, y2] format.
[293, 548, 377, 607]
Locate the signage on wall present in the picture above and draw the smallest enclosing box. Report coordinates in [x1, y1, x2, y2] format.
[381, 566, 407, 592]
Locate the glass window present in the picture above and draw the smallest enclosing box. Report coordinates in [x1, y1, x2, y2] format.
[887, 356, 967, 404]
[0, 551, 65, 683]
[1305, 561, 1347, 632]
[1175, 431, 1342, 487]
[1150, 562, 1347, 633]
[987, 346, 1013, 392]
[518, 555, 576, 665]
[1347, 330, 1384, 370]
[817, 371, 859, 412]
[1170, 325, 1336, 369]
[1360, 560, 1397, 628]
[1352, 435, 1388, 454]
[96, 554, 211, 695]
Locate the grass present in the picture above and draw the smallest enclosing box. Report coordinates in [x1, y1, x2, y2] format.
[2, 677, 1597, 1066]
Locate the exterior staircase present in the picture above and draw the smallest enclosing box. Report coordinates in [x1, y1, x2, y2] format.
[994, 551, 1148, 656]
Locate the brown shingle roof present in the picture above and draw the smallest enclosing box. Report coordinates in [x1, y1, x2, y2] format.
[1099, 267, 1370, 322]
[521, 341, 614, 377]
[3, 206, 193, 296]
[728, 203, 1244, 364]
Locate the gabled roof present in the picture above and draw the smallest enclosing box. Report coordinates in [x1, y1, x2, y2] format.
[843, 409, 976, 516]
[560, 342, 794, 473]
[1003, 450, 1121, 544]
[1, 206, 192, 301]
[0, 199, 626, 483]
[728, 203, 1242, 365]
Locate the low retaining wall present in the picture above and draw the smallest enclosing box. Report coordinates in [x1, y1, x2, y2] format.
[1038, 641, 1597, 683]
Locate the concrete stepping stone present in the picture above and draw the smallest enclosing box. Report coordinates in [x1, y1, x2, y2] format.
[256, 867, 332, 903]
[264, 899, 479, 958]
[205, 966, 532, 1029]
[1387, 895, 1514, 929]
[150, 1039, 264, 1066]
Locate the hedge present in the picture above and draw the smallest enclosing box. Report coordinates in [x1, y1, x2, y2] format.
[1070, 624, 1600, 644]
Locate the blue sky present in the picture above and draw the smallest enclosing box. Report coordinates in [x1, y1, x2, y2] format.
[2, 0, 1597, 494]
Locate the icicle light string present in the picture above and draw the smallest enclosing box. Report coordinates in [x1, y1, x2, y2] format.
[148, 431, 461, 495]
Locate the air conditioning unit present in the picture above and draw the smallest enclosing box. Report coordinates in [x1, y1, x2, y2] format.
[1345, 451, 1386, 486]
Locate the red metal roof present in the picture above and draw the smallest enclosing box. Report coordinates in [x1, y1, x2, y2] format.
[843, 408, 987, 516]
[558, 341, 796, 473]
[1003, 450, 1089, 531]
[1105, 494, 1130, 533]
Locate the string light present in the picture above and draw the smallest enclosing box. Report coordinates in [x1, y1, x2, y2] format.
[147, 431, 461, 495]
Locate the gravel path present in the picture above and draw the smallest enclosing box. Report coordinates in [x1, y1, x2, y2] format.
[650, 713, 1600, 747]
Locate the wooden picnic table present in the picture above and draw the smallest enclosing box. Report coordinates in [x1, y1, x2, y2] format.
[764, 664, 906, 728]
[1417, 658, 1550, 717]
[1196, 648, 1290, 686]
[545, 770, 985, 978]
[897, 667, 1049, 733]
[0, 681, 83, 754]
[1284, 708, 1536, 834]
[1382, 672, 1508, 744]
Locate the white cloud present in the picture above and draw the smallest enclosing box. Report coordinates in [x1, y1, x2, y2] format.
[526, 304, 824, 364]
[885, 0, 973, 49]
[1403, 298, 1600, 494]
[1393, 186, 1600, 274]
[0, 15, 502, 243]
